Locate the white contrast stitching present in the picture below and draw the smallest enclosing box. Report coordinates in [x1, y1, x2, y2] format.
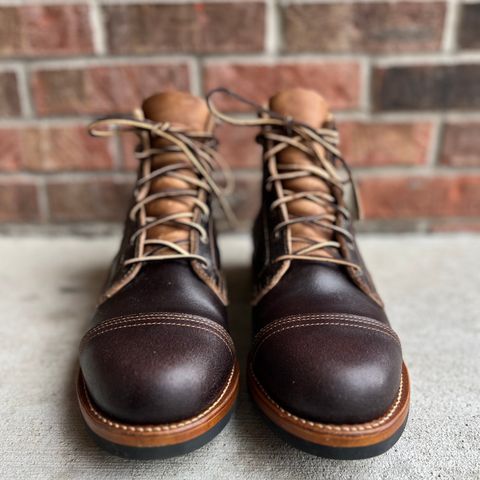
[82, 313, 232, 350]
[83, 321, 234, 356]
[86, 312, 227, 336]
[250, 364, 406, 433]
[253, 321, 400, 364]
[256, 314, 398, 340]
[82, 365, 237, 434]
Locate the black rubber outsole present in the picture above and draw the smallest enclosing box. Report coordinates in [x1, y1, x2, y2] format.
[84, 406, 235, 460]
[260, 409, 409, 460]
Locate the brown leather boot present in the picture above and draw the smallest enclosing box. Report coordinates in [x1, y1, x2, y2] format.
[208, 88, 410, 459]
[77, 91, 239, 459]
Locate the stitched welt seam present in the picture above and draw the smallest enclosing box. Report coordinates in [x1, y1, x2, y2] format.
[82, 365, 236, 434]
[250, 365, 405, 433]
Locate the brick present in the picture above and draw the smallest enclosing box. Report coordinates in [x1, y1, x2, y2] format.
[104, 2, 265, 54]
[458, 3, 480, 50]
[119, 132, 141, 171]
[32, 63, 190, 116]
[0, 5, 93, 57]
[0, 129, 22, 171]
[203, 62, 360, 112]
[338, 122, 432, 167]
[0, 124, 115, 171]
[0, 179, 40, 222]
[284, 2, 445, 53]
[359, 175, 480, 219]
[0, 71, 21, 117]
[27, 124, 115, 171]
[440, 123, 480, 167]
[373, 64, 480, 111]
[47, 178, 133, 222]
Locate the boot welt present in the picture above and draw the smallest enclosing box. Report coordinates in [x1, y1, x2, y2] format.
[248, 362, 410, 459]
[77, 361, 240, 459]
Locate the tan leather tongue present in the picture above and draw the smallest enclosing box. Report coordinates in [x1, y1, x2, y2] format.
[142, 91, 212, 131]
[269, 88, 329, 128]
[140, 91, 213, 246]
[268, 89, 335, 255]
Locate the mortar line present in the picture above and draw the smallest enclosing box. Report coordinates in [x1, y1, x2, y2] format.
[0, 0, 447, 4]
[97, 0, 250, 3]
[279, 0, 441, 3]
[201, 51, 480, 65]
[2, 50, 480, 68]
[334, 110, 480, 122]
[3, 110, 480, 127]
[2, 165, 480, 183]
[442, 0, 461, 53]
[265, 0, 281, 56]
[0, 171, 137, 181]
[0, 0, 251, 5]
[35, 176, 50, 224]
[360, 57, 372, 116]
[14, 63, 34, 119]
[427, 118, 444, 168]
[188, 56, 202, 96]
[89, 0, 108, 56]
[354, 166, 480, 176]
[3, 55, 196, 70]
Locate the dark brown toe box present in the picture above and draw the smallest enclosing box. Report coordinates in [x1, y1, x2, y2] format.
[251, 314, 403, 424]
[79, 313, 235, 425]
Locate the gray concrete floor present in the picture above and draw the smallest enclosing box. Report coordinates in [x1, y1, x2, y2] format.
[0, 233, 479, 479]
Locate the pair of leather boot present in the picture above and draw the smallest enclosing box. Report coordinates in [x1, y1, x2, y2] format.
[77, 88, 410, 460]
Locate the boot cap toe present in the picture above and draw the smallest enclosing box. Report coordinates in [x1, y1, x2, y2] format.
[79, 313, 235, 425]
[251, 314, 403, 424]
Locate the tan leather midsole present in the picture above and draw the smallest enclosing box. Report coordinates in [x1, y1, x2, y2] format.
[77, 362, 240, 448]
[248, 362, 410, 448]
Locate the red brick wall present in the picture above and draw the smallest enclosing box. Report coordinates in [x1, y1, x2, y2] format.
[0, 1, 479, 232]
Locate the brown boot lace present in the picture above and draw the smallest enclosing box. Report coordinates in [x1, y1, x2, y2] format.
[88, 111, 237, 267]
[207, 87, 362, 272]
